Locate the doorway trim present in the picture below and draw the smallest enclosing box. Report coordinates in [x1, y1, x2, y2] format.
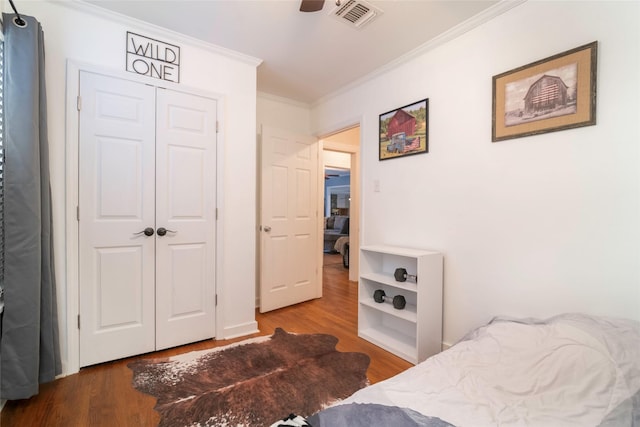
[319, 119, 362, 283]
[64, 60, 225, 375]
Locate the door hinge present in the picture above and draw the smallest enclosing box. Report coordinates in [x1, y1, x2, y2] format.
[76, 206, 80, 221]
[216, 121, 219, 134]
[215, 294, 218, 306]
[77, 314, 80, 329]
[77, 95, 82, 111]
[215, 208, 218, 220]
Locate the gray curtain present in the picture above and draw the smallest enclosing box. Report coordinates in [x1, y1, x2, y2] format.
[0, 13, 61, 400]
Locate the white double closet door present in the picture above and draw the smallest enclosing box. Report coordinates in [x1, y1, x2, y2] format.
[78, 71, 217, 367]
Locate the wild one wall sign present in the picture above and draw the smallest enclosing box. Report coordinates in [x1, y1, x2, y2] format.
[126, 32, 180, 83]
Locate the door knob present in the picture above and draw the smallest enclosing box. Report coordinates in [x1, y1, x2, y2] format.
[156, 227, 177, 236]
[133, 227, 155, 237]
[263, 226, 271, 232]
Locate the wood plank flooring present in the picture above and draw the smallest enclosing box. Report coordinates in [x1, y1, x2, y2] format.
[1, 253, 412, 427]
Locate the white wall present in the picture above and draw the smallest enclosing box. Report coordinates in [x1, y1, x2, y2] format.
[323, 126, 360, 148]
[257, 92, 312, 135]
[324, 151, 351, 170]
[13, 0, 260, 373]
[312, 0, 640, 344]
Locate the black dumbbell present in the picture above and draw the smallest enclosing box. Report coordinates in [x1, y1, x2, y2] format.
[373, 289, 406, 310]
[394, 268, 417, 283]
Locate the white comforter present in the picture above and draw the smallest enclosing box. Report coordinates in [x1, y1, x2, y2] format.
[340, 313, 640, 427]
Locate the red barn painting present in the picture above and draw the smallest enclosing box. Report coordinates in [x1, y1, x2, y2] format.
[387, 109, 416, 137]
[379, 98, 428, 160]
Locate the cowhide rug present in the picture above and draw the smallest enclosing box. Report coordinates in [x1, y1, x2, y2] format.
[128, 328, 370, 427]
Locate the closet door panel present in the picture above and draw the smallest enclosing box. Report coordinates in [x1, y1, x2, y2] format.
[78, 71, 156, 367]
[79, 75, 218, 363]
[155, 89, 217, 350]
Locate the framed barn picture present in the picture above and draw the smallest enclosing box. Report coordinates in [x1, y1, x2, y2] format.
[492, 41, 597, 142]
[379, 98, 429, 160]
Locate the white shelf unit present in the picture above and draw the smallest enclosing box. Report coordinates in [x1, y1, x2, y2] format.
[358, 245, 443, 364]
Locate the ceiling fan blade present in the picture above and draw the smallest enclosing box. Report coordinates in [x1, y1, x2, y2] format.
[300, 0, 325, 12]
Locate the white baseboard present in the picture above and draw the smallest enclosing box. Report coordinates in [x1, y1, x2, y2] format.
[442, 341, 453, 351]
[222, 321, 260, 340]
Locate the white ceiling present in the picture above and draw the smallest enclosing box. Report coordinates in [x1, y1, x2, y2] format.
[85, 0, 501, 104]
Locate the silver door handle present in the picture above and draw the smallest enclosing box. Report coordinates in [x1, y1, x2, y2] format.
[156, 227, 177, 236]
[133, 227, 154, 236]
[263, 226, 271, 232]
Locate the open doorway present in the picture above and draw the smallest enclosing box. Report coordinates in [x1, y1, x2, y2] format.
[323, 166, 350, 268]
[321, 126, 360, 282]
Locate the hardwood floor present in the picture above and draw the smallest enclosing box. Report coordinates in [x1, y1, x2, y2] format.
[1, 253, 412, 426]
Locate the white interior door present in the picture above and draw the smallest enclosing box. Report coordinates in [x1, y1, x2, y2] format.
[79, 72, 217, 366]
[155, 89, 217, 350]
[78, 72, 156, 366]
[260, 126, 320, 313]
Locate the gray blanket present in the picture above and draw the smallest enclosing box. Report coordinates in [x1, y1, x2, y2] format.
[306, 403, 454, 427]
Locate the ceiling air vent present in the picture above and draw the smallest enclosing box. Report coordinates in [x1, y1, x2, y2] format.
[330, 0, 383, 30]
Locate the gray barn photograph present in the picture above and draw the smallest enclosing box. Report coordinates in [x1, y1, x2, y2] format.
[504, 63, 578, 127]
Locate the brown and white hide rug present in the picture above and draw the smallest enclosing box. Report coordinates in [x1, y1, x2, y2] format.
[128, 328, 370, 427]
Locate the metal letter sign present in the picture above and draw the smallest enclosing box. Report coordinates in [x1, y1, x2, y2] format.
[126, 32, 180, 83]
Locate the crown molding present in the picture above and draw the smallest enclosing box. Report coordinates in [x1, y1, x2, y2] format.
[53, 0, 262, 67]
[257, 91, 311, 109]
[312, 0, 527, 107]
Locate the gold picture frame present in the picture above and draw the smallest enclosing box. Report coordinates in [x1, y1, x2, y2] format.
[492, 41, 597, 142]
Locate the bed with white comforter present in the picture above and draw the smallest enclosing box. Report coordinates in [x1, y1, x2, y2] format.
[305, 313, 640, 427]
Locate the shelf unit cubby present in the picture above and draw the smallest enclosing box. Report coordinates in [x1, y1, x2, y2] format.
[358, 244, 443, 364]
